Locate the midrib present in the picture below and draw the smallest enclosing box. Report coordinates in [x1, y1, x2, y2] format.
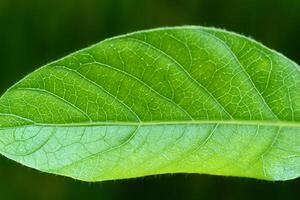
[31, 119, 300, 128]
[1, 112, 300, 128]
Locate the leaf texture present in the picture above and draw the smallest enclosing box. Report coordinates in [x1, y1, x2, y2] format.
[0, 26, 300, 181]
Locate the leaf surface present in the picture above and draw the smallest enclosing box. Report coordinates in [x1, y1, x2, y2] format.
[0, 26, 300, 181]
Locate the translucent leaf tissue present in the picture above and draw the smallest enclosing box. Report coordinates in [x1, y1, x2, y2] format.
[0, 26, 300, 182]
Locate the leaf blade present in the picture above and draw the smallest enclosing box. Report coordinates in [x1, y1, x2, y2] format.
[0, 26, 300, 181]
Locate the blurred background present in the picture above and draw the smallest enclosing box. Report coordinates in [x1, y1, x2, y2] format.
[0, 0, 299, 199]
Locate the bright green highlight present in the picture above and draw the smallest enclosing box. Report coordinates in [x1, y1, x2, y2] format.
[0, 26, 300, 181]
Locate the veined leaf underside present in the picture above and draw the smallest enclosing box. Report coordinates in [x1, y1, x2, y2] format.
[0, 26, 300, 182]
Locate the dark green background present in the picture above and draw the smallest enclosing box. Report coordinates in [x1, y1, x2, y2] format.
[0, 0, 299, 199]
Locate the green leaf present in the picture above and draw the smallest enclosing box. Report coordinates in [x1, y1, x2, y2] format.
[0, 26, 300, 182]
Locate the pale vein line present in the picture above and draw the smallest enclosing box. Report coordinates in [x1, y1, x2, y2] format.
[126, 37, 234, 119]
[54, 65, 141, 122]
[156, 123, 220, 172]
[53, 125, 141, 173]
[1, 118, 300, 129]
[79, 57, 194, 120]
[201, 30, 279, 120]
[261, 127, 281, 177]
[244, 126, 282, 177]
[15, 87, 93, 121]
[136, 126, 187, 172]
[4, 127, 56, 157]
[0, 113, 35, 123]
